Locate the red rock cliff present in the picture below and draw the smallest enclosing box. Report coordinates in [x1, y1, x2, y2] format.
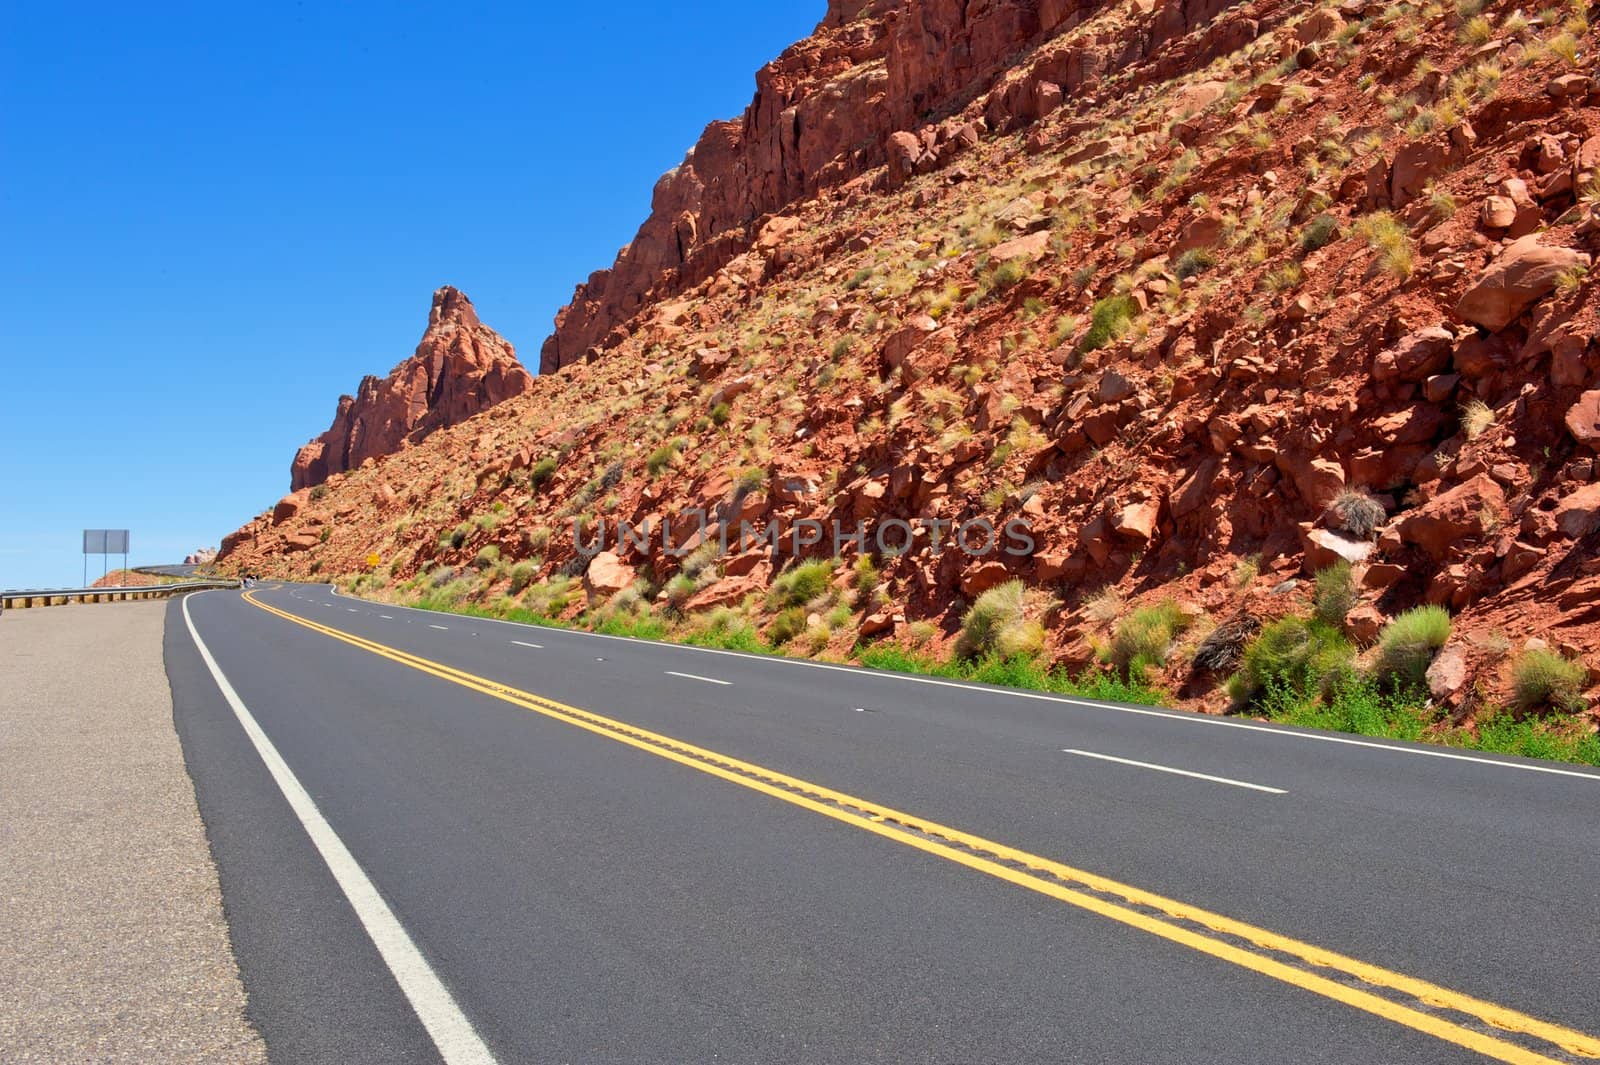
[539, 0, 1239, 373]
[291, 287, 531, 490]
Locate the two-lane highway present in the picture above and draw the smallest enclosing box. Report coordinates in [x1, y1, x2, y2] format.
[166, 584, 1600, 1064]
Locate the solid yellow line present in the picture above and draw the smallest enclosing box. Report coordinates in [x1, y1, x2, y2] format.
[241, 591, 1599, 1064]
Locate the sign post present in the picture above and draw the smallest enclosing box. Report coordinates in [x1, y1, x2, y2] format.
[82, 530, 130, 586]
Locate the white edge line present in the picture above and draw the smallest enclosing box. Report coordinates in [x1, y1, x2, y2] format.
[275, 585, 1600, 783]
[511, 640, 543, 649]
[664, 670, 731, 686]
[1063, 749, 1286, 795]
[181, 593, 496, 1065]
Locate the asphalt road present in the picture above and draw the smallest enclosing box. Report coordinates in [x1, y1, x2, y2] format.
[166, 584, 1600, 1065]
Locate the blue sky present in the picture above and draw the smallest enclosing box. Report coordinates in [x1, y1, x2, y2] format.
[0, 2, 821, 588]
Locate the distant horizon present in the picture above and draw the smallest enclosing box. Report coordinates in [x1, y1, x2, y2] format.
[0, 2, 822, 589]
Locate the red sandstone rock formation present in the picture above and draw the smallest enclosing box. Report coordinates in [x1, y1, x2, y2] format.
[541, 0, 1249, 374]
[291, 287, 531, 490]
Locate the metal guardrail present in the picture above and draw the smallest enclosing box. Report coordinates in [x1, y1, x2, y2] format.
[0, 580, 239, 611]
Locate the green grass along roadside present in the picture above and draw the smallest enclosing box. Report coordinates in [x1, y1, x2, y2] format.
[340, 574, 1600, 770]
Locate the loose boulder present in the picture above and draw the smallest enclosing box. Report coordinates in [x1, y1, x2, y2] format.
[1455, 237, 1589, 331]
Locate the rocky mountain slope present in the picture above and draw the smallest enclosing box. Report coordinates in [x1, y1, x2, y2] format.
[289, 287, 531, 490]
[223, 0, 1600, 724]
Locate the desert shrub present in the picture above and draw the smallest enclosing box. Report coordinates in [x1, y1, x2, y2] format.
[1192, 610, 1262, 674]
[1083, 586, 1124, 624]
[319, 526, 331, 543]
[1462, 399, 1495, 440]
[1511, 648, 1588, 714]
[770, 559, 835, 609]
[853, 555, 881, 600]
[1265, 261, 1304, 291]
[991, 257, 1029, 292]
[508, 561, 538, 594]
[768, 606, 808, 645]
[1374, 606, 1452, 690]
[955, 580, 1039, 660]
[1299, 213, 1341, 255]
[1079, 295, 1137, 352]
[474, 512, 499, 532]
[664, 573, 698, 609]
[710, 402, 733, 427]
[1328, 489, 1386, 539]
[1228, 616, 1354, 704]
[529, 456, 558, 488]
[523, 575, 574, 618]
[687, 608, 768, 654]
[734, 466, 766, 493]
[1312, 562, 1357, 628]
[474, 545, 500, 571]
[1173, 248, 1215, 281]
[1107, 600, 1190, 675]
[646, 437, 687, 476]
[1354, 211, 1415, 280]
[997, 619, 1046, 658]
[309, 485, 330, 502]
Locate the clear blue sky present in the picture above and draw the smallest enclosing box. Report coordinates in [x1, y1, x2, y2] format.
[0, 1, 821, 588]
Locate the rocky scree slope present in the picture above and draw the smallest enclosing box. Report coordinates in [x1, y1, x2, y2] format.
[225, 0, 1600, 722]
[289, 286, 532, 491]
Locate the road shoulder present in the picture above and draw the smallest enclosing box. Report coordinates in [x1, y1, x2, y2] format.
[0, 600, 266, 1063]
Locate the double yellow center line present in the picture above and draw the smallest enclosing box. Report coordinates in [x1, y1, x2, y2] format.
[243, 590, 1599, 1065]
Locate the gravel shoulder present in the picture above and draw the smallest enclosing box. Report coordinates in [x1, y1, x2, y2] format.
[0, 600, 267, 1063]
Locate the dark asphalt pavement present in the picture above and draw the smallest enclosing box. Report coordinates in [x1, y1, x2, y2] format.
[165, 584, 1600, 1064]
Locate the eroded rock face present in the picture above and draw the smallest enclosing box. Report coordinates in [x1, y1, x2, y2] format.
[291, 287, 531, 490]
[540, 0, 1250, 374]
[1455, 237, 1589, 332]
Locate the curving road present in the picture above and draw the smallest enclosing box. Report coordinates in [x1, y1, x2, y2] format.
[166, 584, 1600, 1065]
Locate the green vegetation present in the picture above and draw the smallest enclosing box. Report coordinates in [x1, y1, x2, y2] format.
[1228, 616, 1355, 705]
[529, 456, 558, 488]
[768, 606, 809, 645]
[769, 559, 835, 609]
[1079, 295, 1137, 353]
[1312, 562, 1357, 628]
[855, 644, 1170, 707]
[309, 485, 330, 502]
[1173, 247, 1215, 281]
[1355, 211, 1415, 281]
[646, 437, 688, 476]
[1511, 647, 1588, 714]
[990, 257, 1029, 292]
[734, 466, 767, 493]
[954, 581, 1034, 659]
[1107, 600, 1189, 676]
[508, 561, 538, 594]
[1299, 213, 1342, 256]
[1375, 606, 1452, 690]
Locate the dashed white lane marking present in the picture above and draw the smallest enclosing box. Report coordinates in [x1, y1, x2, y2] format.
[429, 624, 449, 631]
[664, 671, 731, 686]
[347, 608, 358, 613]
[182, 595, 497, 1065]
[511, 641, 543, 650]
[1063, 749, 1287, 795]
[380, 615, 394, 620]
[277, 584, 1600, 783]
